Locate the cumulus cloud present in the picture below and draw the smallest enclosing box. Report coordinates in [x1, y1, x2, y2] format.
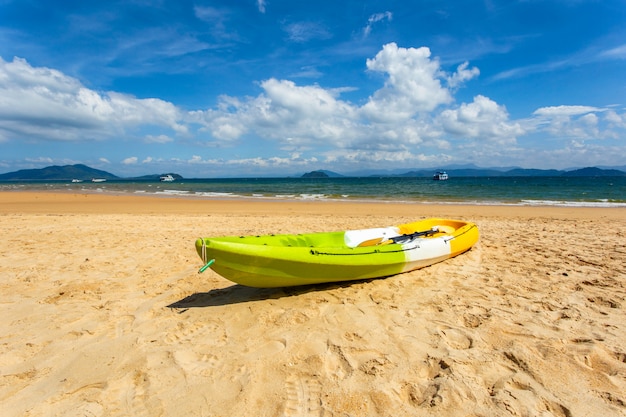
[189, 43, 522, 163]
[438, 95, 524, 143]
[362, 43, 453, 120]
[0, 56, 186, 142]
[122, 157, 138, 165]
[531, 105, 615, 140]
[194, 78, 356, 146]
[605, 110, 626, 128]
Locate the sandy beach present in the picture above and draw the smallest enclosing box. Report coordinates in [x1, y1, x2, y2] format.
[1, 192, 625, 417]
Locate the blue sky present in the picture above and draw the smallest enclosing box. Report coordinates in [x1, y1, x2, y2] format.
[1, 0, 625, 177]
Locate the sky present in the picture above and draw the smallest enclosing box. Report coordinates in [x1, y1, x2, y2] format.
[0, 0, 625, 178]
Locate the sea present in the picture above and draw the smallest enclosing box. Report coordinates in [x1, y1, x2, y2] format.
[2, 176, 625, 207]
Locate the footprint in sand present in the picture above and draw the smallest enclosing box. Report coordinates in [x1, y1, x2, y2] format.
[173, 349, 219, 377]
[245, 339, 287, 359]
[490, 373, 572, 417]
[324, 343, 354, 380]
[106, 370, 161, 417]
[163, 321, 222, 345]
[439, 327, 472, 350]
[282, 375, 324, 417]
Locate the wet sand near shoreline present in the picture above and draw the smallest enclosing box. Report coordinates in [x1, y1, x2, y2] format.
[1, 192, 625, 416]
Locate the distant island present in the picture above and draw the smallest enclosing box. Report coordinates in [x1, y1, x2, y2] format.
[0, 164, 119, 181]
[0, 164, 183, 181]
[0, 164, 624, 181]
[301, 170, 330, 178]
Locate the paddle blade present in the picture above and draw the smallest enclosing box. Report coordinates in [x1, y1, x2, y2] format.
[357, 237, 384, 247]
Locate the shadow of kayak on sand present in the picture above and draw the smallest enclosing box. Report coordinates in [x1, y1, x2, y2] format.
[166, 279, 377, 309]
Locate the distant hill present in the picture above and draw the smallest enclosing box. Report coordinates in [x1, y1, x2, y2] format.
[502, 168, 563, 177]
[562, 167, 626, 177]
[0, 164, 119, 181]
[301, 170, 343, 178]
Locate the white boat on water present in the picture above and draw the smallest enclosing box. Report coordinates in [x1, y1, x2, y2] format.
[160, 174, 175, 182]
[433, 171, 449, 181]
[91, 178, 106, 183]
[71, 179, 83, 183]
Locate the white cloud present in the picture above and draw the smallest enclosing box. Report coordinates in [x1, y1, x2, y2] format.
[530, 105, 618, 140]
[257, 0, 266, 13]
[122, 157, 138, 165]
[363, 12, 392, 37]
[533, 105, 604, 117]
[447, 62, 480, 89]
[190, 43, 522, 160]
[438, 95, 524, 143]
[0, 56, 186, 142]
[362, 43, 453, 120]
[195, 78, 356, 146]
[605, 110, 626, 128]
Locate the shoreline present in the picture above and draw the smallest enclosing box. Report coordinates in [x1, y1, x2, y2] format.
[1, 191, 625, 220]
[2, 177, 625, 209]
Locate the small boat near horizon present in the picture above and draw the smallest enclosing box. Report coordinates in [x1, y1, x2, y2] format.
[160, 174, 175, 182]
[91, 178, 106, 183]
[433, 171, 449, 181]
[71, 179, 83, 183]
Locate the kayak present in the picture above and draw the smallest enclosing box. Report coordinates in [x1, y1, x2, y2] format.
[195, 218, 479, 288]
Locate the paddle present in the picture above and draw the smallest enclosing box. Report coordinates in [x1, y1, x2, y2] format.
[358, 227, 442, 247]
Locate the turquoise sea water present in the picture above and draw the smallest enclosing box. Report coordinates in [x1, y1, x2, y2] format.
[1, 176, 625, 207]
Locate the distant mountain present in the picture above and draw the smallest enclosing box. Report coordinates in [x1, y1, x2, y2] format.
[561, 167, 626, 177]
[502, 168, 562, 177]
[300, 170, 343, 178]
[301, 171, 329, 178]
[0, 164, 119, 181]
